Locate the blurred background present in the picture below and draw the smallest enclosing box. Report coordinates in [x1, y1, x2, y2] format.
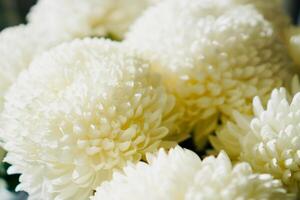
[0, 0, 299, 30]
[0, 0, 37, 30]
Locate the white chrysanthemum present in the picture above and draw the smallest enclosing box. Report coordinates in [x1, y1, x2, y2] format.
[0, 39, 180, 200]
[210, 76, 300, 159]
[212, 86, 300, 192]
[27, 0, 159, 40]
[92, 146, 290, 200]
[125, 0, 294, 147]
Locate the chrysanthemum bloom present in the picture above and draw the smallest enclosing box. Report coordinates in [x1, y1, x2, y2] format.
[211, 87, 300, 192]
[92, 146, 290, 200]
[0, 39, 181, 199]
[0, 26, 61, 164]
[125, 0, 294, 147]
[27, 0, 159, 40]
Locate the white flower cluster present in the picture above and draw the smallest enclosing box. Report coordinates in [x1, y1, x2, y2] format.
[0, 0, 299, 199]
[92, 146, 291, 200]
[0, 0, 157, 111]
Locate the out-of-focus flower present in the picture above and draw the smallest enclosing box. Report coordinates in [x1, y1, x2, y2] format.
[0, 25, 43, 111]
[0, 39, 180, 200]
[0, 23, 80, 112]
[92, 146, 290, 200]
[285, 27, 300, 68]
[235, 1, 300, 72]
[233, 0, 291, 37]
[27, 0, 160, 40]
[0, 179, 14, 200]
[212, 86, 300, 192]
[125, 0, 294, 148]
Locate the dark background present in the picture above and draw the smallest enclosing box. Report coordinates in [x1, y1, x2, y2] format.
[0, 0, 37, 30]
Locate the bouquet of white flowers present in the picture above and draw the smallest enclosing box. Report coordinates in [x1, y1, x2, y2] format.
[0, 0, 300, 200]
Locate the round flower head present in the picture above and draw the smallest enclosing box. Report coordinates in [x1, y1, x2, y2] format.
[0, 39, 179, 199]
[212, 86, 300, 192]
[27, 0, 159, 40]
[125, 0, 294, 147]
[92, 146, 290, 200]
